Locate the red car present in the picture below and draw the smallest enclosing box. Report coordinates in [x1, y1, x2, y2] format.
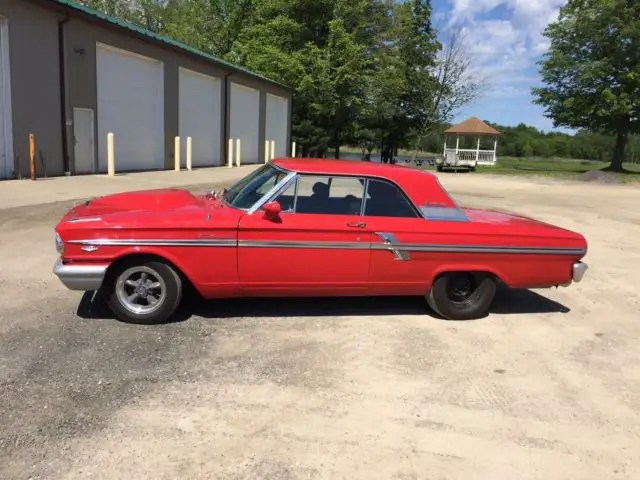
[53, 158, 588, 324]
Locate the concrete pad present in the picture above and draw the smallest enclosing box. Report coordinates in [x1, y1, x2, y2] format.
[0, 165, 260, 210]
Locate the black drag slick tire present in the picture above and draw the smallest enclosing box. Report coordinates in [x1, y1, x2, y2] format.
[426, 272, 497, 320]
[105, 259, 183, 325]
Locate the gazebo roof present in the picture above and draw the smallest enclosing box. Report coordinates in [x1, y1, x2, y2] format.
[445, 117, 501, 136]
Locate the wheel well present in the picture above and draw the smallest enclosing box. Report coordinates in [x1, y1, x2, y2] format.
[432, 270, 505, 287]
[105, 253, 196, 291]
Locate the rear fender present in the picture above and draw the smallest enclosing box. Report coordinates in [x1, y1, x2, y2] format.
[430, 264, 511, 288]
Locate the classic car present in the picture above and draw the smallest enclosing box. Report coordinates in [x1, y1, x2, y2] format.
[53, 158, 588, 324]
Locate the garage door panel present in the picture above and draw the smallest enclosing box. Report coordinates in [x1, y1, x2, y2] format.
[229, 83, 259, 164]
[96, 44, 164, 172]
[265, 94, 289, 159]
[179, 68, 221, 167]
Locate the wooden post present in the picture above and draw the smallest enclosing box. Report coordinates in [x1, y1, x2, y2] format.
[186, 137, 192, 171]
[493, 138, 498, 164]
[29, 134, 36, 180]
[270, 140, 275, 161]
[455, 136, 460, 153]
[227, 138, 234, 168]
[443, 135, 447, 155]
[235, 138, 241, 167]
[476, 136, 481, 163]
[174, 136, 181, 171]
[264, 140, 270, 163]
[292, 141, 296, 158]
[107, 133, 115, 177]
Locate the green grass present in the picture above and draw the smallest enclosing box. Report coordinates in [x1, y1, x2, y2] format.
[472, 157, 640, 183]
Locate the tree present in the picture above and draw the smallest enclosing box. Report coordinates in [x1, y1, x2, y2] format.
[408, 27, 484, 160]
[532, 0, 640, 172]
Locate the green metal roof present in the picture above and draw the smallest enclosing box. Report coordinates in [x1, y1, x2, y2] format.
[47, 0, 290, 90]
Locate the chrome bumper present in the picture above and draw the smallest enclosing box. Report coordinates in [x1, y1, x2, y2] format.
[573, 261, 588, 283]
[53, 258, 107, 291]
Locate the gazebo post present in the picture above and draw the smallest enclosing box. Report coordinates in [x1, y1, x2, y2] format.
[443, 135, 447, 155]
[476, 136, 481, 163]
[455, 136, 459, 153]
[493, 137, 498, 164]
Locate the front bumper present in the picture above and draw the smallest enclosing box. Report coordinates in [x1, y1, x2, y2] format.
[573, 261, 588, 283]
[53, 258, 107, 291]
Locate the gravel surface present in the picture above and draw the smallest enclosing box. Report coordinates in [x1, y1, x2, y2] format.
[0, 173, 639, 480]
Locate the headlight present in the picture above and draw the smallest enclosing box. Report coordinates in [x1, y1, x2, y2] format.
[55, 233, 64, 255]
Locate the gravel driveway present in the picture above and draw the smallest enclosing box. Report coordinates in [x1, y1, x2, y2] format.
[0, 173, 638, 480]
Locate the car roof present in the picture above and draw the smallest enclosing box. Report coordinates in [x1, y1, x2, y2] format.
[271, 158, 456, 208]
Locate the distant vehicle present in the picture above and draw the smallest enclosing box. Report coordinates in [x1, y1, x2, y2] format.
[436, 151, 477, 172]
[53, 158, 588, 324]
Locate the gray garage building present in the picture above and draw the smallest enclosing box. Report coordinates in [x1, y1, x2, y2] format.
[0, 0, 292, 179]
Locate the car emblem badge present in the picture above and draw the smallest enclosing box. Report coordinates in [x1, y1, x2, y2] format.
[81, 245, 99, 252]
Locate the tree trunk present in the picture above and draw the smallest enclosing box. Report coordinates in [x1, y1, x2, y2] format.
[608, 132, 628, 172]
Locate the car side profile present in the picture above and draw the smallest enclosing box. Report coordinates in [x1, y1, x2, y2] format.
[53, 158, 588, 324]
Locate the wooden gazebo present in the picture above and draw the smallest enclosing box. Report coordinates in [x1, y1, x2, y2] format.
[443, 117, 501, 166]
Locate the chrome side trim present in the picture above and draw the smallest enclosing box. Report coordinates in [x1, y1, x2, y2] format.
[397, 244, 587, 256]
[67, 217, 103, 223]
[67, 237, 586, 257]
[573, 262, 588, 282]
[53, 258, 107, 291]
[238, 240, 367, 250]
[374, 232, 412, 261]
[69, 238, 237, 247]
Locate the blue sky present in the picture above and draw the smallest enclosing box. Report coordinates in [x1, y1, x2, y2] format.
[431, 0, 570, 133]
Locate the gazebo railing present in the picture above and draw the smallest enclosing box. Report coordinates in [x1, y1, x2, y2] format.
[445, 149, 496, 165]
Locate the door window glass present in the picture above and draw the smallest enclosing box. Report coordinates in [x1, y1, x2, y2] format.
[274, 175, 365, 215]
[363, 179, 420, 218]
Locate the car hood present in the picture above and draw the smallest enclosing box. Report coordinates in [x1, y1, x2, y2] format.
[70, 188, 203, 215]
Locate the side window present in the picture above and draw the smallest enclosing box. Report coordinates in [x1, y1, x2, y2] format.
[363, 179, 420, 218]
[275, 175, 365, 215]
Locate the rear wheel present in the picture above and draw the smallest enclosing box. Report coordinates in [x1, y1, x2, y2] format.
[426, 272, 496, 320]
[105, 260, 183, 325]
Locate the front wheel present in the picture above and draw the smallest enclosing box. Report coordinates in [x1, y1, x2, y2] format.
[426, 272, 496, 320]
[105, 260, 183, 325]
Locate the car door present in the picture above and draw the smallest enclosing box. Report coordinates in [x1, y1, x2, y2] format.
[358, 178, 434, 296]
[237, 173, 371, 296]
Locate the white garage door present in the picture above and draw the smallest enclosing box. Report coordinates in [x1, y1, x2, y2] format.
[229, 82, 259, 164]
[96, 43, 164, 172]
[265, 93, 289, 158]
[0, 16, 13, 179]
[179, 68, 221, 167]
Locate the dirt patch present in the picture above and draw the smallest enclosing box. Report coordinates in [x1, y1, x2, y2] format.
[579, 170, 624, 184]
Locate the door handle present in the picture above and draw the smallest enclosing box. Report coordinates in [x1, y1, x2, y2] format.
[346, 221, 366, 228]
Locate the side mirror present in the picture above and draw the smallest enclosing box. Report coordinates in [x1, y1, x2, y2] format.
[263, 201, 281, 220]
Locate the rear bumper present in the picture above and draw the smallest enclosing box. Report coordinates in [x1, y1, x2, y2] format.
[573, 261, 588, 283]
[53, 258, 107, 291]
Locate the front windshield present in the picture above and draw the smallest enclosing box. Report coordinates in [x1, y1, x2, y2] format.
[222, 164, 288, 210]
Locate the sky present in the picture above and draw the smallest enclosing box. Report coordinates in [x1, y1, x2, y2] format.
[431, 0, 571, 133]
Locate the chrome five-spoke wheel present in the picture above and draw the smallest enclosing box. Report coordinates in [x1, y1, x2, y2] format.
[116, 266, 167, 315]
[106, 259, 183, 325]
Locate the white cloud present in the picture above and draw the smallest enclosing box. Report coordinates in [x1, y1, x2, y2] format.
[445, 0, 565, 99]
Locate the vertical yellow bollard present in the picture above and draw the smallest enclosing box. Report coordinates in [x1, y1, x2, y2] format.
[107, 133, 115, 177]
[186, 137, 192, 171]
[235, 138, 241, 167]
[292, 141, 296, 158]
[228, 138, 234, 168]
[265, 140, 270, 163]
[270, 140, 275, 161]
[174, 136, 181, 171]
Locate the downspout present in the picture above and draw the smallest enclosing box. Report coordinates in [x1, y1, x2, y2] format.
[222, 72, 232, 165]
[58, 13, 71, 175]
